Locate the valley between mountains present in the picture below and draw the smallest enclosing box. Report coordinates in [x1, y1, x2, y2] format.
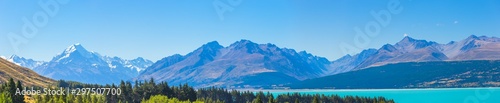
[2, 35, 500, 89]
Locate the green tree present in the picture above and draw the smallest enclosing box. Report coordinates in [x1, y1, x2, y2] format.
[312, 95, 319, 103]
[268, 96, 275, 103]
[119, 80, 133, 103]
[91, 95, 98, 103]
[7, 78, 15, 102]
[141, 95, 168, 103]
[252, 93, 263, 103]
[15, 80, 24, 103]
[66, 93, 74, 103]
[74, 95, 83, 103]
[98, 95, 106, 103]
[0, 92, 12, 103]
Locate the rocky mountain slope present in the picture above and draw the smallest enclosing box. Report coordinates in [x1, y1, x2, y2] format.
[137, 40, 332, 87]
[331, 35, 500, 73]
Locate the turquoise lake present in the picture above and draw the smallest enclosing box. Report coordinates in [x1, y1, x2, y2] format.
[252, 88, 500, 103]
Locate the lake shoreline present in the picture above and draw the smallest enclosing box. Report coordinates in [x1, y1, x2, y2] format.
[236, 87, 500, 92]
[239, 87, 500, 103]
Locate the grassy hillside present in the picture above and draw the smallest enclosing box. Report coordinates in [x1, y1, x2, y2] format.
[0, 58, 55, 87]
[291, 60, 500, 89]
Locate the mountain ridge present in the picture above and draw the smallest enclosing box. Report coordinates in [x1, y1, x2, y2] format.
[332, 35, 500, 73]
[4, 55, 45, 69]
[138, 35, 500, 88]
[33, 44, 153, 84]
[137, 39, 332, 87]
[3, 35, 500, 88]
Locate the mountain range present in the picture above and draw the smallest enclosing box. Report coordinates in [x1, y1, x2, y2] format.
[4, 44, 153, 84]
[3, 35, 500, 88]
[137, 40, 332, 87]
[136, 35, 500, 87]
[331, 35, 500, 74]
[3, 55, 45, 69]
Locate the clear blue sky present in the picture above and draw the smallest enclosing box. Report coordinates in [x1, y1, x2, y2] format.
[1, 0, 499, 61]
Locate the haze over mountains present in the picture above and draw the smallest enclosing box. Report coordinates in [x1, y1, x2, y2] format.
[3, 35, 500, 88]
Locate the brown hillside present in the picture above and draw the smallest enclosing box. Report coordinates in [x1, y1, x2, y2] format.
[0, 58, 55, 87]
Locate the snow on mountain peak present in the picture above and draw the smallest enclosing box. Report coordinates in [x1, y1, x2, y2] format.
[36, 44, 154, 84]
[52, 43, 97, 62]
[64, 43, 88, 53]
[8, 54, 20, 59]
[134, 57, 145, 61]
[4, 55, 45, 69]
[6, 55, 22, 65]
[7, 55, 27, 64]
[131, 57, 150, 63]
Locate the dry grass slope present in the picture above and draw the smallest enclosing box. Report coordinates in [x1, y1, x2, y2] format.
[0, 58, 54, 87]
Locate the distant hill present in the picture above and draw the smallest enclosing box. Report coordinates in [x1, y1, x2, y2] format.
[291, 60, 500, 89]
[0, 58, 55, 87]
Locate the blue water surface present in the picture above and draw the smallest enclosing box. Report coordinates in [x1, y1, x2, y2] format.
[253, 88, 500, 103]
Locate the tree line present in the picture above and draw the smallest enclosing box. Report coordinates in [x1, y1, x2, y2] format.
[0, 78, 395, 103]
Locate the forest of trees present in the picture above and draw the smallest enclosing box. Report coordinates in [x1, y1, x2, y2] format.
[0, 78, 395, 103]
[0, 78, 24, 103]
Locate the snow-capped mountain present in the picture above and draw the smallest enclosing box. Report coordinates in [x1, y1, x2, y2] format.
[137, 40, 332, 87]
[4, 55, 45, 69]
[34, 44, 153, 84]
[102, 56, 154, 72]
[127, 57, 154, 72]
[330, 35, 500, 73]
